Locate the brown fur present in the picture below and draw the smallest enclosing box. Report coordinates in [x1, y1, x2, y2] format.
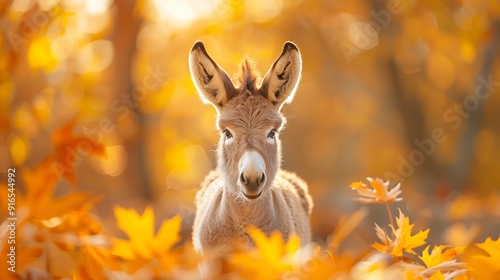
[189, 41, 312, 258]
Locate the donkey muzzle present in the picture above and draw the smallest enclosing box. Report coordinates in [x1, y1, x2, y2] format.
[238, 151, 266, 199]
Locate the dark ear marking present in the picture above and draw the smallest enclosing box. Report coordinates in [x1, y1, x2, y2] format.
[209, 88, 218, 97]
[277, 62, 291, 80]
[198, 62, 214, 84]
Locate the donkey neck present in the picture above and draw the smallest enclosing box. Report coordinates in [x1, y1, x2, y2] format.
[219, 184, 276, 228]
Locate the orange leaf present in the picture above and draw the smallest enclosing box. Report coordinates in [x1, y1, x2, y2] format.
[51, 120, 106, 184]
[349, 178, 402, 204]
[22, 157, 91, 221]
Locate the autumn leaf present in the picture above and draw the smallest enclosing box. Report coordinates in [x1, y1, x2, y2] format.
[10, 119, 107, 195]
[51, 119, 107, 184]
[231, 226, 303, 279]
[111, 206, 182, 275]
[416, 245, 466, 278]
[74, 246, 121, 280]
[429, 270, 445, 280]
[468, 236, 500, 280]
[419, 245, 465, 268]
[372, 223, 395, 254]
[21, 157, 92, 221]
[372, 209, 429, 257]
[349, 178, 402, 204]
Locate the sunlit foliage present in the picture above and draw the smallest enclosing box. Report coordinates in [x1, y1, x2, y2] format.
[1, 0, 500, 279]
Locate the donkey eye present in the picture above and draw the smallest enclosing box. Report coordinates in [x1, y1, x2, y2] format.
[267, 129, 277, 139]
[223, 129, 233, 139]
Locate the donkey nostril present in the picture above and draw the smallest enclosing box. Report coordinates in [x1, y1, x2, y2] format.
[240, 173, 247, 185]
[259, 173, 266, 184]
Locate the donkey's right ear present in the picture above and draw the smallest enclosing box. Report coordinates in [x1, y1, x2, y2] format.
[189, 41, 236, 110]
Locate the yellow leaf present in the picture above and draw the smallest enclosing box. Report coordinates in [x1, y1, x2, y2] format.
[468, 236, 500, 280]
[111, 238, 136, 260]
[475, 235, 500, 260]
[419, 245, 465, 268]
[349, 181, 365, 189]
[393, 210, 429, 256]
[154, 214, 182, 254]
[114, 206, 155, 259]
[405, 270, 422, 280]
[111, 206, 182, 275]
[286, 234, 301, 255]
[372, 209, 429, 257]
[429, 270, 445, 280]
[231, 226, 301, 279]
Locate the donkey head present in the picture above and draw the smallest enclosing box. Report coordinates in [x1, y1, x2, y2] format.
[189, 41, 302, 200]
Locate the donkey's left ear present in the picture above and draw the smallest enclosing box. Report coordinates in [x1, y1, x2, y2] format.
[260, 42, 302, 111]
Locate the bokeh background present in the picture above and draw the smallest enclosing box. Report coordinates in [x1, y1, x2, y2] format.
[1, 0, 500, 246]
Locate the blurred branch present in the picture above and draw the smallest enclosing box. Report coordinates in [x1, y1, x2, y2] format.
[450, 21, 500, 191]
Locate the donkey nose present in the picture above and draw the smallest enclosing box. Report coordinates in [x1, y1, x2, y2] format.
[240, 171, 266, 192]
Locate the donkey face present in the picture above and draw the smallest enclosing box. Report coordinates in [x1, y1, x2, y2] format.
[189, 41, 302, 200]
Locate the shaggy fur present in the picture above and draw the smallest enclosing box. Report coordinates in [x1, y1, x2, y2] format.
[189, 41, 313, 257]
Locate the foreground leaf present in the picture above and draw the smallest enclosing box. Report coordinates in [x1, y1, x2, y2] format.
[111, 206, 182, 275]
[372, 209, 429, 257]
[231, 226, 302, 279]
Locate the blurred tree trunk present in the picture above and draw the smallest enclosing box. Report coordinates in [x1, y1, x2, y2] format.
[370, 1, 441, 191]
[450, 21, 500, 191]
[106, 0, 152, 199]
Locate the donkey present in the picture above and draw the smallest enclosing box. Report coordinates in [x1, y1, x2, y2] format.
[189, 41, 313, 257]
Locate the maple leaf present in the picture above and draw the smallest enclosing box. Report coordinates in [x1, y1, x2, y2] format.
[111, 206, 182, 275]
[372, 223, 395, 254]
[51, 119, 106, 184]
[429, 270, 445, 280]
[349, 178, 402, 204]
[419, 245, 466, 268]
[74, 246, 121, 280]
[468, 236, 500, 280]
[9, 119, 106, 222]
[416, 245, 466, 278]
[21, 158, 92, 221]
[372, 209, 429, 257]
[231, 226, 303, 279]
